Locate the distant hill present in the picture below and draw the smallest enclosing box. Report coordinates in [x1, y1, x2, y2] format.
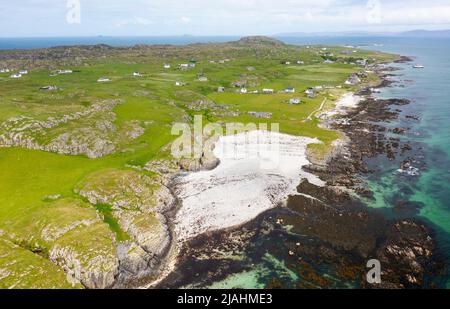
[235, 36, 285, 46]
[401, 29, 450, 37]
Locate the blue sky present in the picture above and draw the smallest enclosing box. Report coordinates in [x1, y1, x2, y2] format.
[1, 0, 450, 37]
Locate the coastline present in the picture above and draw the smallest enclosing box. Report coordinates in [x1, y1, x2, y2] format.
[153, 55, 443, 289]
[173, 131, 324, 242]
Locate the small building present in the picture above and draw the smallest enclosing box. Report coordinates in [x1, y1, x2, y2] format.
[198, 76, 208, 82]
[133, 72, 142, 77]
[57, 69, 73, 74]
[240, 87, 248, 94]
[218, 87, 225, 93]
[323, 59, 334, 64]
[262, 88, 274, 94]
[178, 64, 189, 69]
[313, 86, 323, 91]
[297, 60, 304, 65]
[284, 87, 295, 93]
[164, 64, 171, 69]
[10, 74, 22, 79]
[19, 70, 28, 75]
[0, 68, 10, 73]
[40, 85, 58, 91]
[175, 81, 186, 86]
[289, 98, 301, 104]
[345, 74, 361, 85]
[97, 77, 111, 83]
[356, 59, 368, 66]
[305, 88, 316, 98]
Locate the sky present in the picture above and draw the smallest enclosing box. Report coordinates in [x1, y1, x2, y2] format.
[1, 0, 450, 37]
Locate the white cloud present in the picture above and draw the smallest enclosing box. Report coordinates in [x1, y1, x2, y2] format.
[180, 16, 191, 23]
[116, 16, 154, 28]
[1, 0, 450, 36]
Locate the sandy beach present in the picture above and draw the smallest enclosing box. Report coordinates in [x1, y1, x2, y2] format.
[173, 130, 324, 242]
[319, 92, 362, 119]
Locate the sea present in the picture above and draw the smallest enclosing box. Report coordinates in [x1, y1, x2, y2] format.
[1, 35, 449, 288]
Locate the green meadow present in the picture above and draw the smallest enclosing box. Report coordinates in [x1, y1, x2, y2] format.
[0, 38, 397, 287]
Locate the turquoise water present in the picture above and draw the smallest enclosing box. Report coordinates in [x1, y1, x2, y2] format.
[363, 38, 450, 287]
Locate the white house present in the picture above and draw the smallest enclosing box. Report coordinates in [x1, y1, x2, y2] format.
[345, 74, 361, 85]
[133, 72, 142, 77]
[179, 64, 189, 69]
[97, 77, 111, 83]
[218, 87, 225, 93]
[40, 85, 58, 91]
[297, 60, 304, 65]
[323, 59, 334, 64]
[10, 74, 22, 79]
[198, 76, 208, 82]
[289, 98, 301, 104]
[0, 69, 10, 73]
[164, 64, 171, 69]
[305, 89, 316, 98]
[356, 59, 368, 66]
[240, 88, 248, 94]
[19, 70, 28, 75]
[263, 89, 274, 94]
[175, 81, 185, 86]
[58, 69, 73, 74]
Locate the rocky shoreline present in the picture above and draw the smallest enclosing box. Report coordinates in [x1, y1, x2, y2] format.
[153, 60, 445, 289]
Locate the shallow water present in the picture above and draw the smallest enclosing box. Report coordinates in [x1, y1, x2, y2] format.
[203, 37, 450, 289]
[361, 38, 450, 287]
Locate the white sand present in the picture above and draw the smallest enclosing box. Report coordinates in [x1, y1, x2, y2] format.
[173, 130, 324, 242]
